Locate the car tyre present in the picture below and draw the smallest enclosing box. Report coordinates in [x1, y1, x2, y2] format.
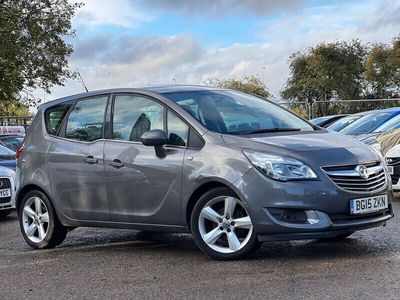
[19, 190, 67, 249]
[191, 187, 259, 260]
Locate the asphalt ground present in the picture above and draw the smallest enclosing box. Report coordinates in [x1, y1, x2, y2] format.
[1, 202, 400, 300]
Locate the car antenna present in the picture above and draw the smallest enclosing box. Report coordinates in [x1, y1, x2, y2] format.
[76, 71, 89, 92]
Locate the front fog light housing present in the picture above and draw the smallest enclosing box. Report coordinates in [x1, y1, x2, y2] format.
[243, 150, 317, 181]
[267, 208, 320, 224]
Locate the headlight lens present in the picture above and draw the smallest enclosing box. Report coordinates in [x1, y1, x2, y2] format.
[243, 151, 317, 181]
[369, 142, 384, 162]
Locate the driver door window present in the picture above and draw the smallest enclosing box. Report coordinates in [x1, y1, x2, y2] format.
[112, 95, 164, 142]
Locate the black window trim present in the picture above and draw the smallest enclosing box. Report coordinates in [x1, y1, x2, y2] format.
[56, 93, 111, 143]
[108, 92, 202, 149]
[43, 100, 75, 137]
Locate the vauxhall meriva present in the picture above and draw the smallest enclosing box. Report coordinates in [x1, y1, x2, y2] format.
[16, 86, 394, 260]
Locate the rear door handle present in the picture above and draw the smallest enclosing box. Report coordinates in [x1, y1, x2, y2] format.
[109, 159, 124, 168]
[84, 156, 98, 164]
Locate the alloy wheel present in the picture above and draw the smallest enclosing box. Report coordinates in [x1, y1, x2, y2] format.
[22, 197, 50, 243]
[198, 196, 253, 254]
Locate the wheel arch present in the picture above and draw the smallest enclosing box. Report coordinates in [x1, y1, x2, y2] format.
[185, 180, 242, 230]
[16, 184, 52, 213]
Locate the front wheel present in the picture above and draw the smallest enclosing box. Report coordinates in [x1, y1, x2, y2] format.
[19, 190, 67, 249]
[191, 187, 259, 260]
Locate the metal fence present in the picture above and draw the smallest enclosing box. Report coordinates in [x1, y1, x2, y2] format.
[0, 116, 33, 128]
[276, 98, 400, 120]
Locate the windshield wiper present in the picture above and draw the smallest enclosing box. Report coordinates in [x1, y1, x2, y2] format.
[235, 128, 302, 135]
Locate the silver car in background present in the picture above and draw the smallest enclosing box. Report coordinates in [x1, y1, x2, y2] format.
[0, 166, 16, 219]
[15, 86, 393, 260]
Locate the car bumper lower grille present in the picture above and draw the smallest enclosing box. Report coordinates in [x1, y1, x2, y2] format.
[322, 162, 387, 193]
[0, 177, 12, 204]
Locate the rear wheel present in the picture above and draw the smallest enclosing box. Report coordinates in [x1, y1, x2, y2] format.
[19, 190, 67, 249]
[0, 209, 12, 219]
[191, 187, 259, 260]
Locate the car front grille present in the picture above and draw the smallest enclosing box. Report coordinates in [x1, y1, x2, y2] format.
[0, 178, 12, 204]
[391, 174, 400, 185]
[386, 157, 400, 166]
[322, 162, 387, 193]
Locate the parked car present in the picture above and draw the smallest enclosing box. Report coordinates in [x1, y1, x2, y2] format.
[0, 135, 24, 152]
[309, 114, 347, 128]
[0, 166, 16, 219]
[15, 86, 393, 260]
[340, 108, 400, 136]
[0, 144, 16, 170]
[327, 113, 365, 132]
[385, 144, 400, 190]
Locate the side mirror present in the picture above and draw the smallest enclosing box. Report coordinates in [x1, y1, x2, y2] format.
[141, 129, 168, 158]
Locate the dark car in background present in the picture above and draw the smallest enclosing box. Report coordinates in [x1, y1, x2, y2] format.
[15, 86, 393, 260]
[309, 114, 347, 128]
[339, 108, 400, 136]
[0, 135, 24, 152]
[327, 113, 365, 132]
[0, 145, 16, 170]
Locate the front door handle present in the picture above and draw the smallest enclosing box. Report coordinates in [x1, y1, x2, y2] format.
[84, 156, 98, 164]
[109, 159, 124, 168]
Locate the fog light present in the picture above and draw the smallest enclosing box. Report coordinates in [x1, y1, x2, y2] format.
[267, 208, 319, 224]
[305, 210, 319, 224]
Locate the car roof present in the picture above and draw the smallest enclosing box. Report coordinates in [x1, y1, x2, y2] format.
[0, 135, 24, 139]
[39, 85, 229, 109]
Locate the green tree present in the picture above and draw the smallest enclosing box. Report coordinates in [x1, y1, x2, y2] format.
[205, 75, 271, 98]
[0, 101, 29, 116]
[281, 40, 367, 104]
[365, 36, 400, 98]
[0, 0, 81, 106]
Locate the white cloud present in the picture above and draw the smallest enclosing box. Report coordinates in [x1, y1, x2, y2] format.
[139, 0, 307, 17]
[74, 0, 153, 28]
[40, 0, 400, 103]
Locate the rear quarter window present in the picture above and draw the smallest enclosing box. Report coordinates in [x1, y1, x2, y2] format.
[44, 104, 72, 136]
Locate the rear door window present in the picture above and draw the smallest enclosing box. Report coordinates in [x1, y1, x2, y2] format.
[44, 104, 72, 135]
[65, 96, 108, 142]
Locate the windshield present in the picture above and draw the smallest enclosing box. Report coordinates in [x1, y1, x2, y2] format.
[0, 136, 23, 151]
[327, 115, 361, 132]
[373, 114, 400, 132]
[0, 144, 15, 157]
[340, 112, 391, 135]
[310, 116, 331, 125]
[162, 90, 314, 134]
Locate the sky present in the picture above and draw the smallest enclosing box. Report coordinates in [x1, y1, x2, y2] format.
[39, 0, 400, 102]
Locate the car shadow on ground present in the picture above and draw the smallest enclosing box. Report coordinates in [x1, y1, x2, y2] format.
[57, 229, 392, 262]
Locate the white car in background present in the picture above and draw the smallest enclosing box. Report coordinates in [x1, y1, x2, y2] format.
[0, 166, 16, 219]
[386, 145, 400, 190]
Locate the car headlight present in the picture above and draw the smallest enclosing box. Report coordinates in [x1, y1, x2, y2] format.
[243, 151, 317, 181]
[369, 142, 384, 162]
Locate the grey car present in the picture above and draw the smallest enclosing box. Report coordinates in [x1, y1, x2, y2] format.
[16, 86, 394, 260]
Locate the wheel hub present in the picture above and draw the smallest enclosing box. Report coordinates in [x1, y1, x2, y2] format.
[221, 220, 230, 229]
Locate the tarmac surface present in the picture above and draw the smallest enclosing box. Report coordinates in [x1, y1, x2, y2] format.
[1, 202, 400, 300]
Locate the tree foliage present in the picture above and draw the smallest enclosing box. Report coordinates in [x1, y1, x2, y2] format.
[365, 37, 400, 98]
[0, 0, 81, 106]
[205, 75, 271, 98]
[0, 101, 29, 116]
[281, 37, 400, 103]
[281, 40, 367, 103]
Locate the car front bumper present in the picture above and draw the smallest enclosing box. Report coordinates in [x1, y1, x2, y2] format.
[234, 168, 394, 240]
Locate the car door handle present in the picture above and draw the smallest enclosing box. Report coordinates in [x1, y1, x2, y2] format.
[109, 159, 124, 168]
[84, 156, 98, 164]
